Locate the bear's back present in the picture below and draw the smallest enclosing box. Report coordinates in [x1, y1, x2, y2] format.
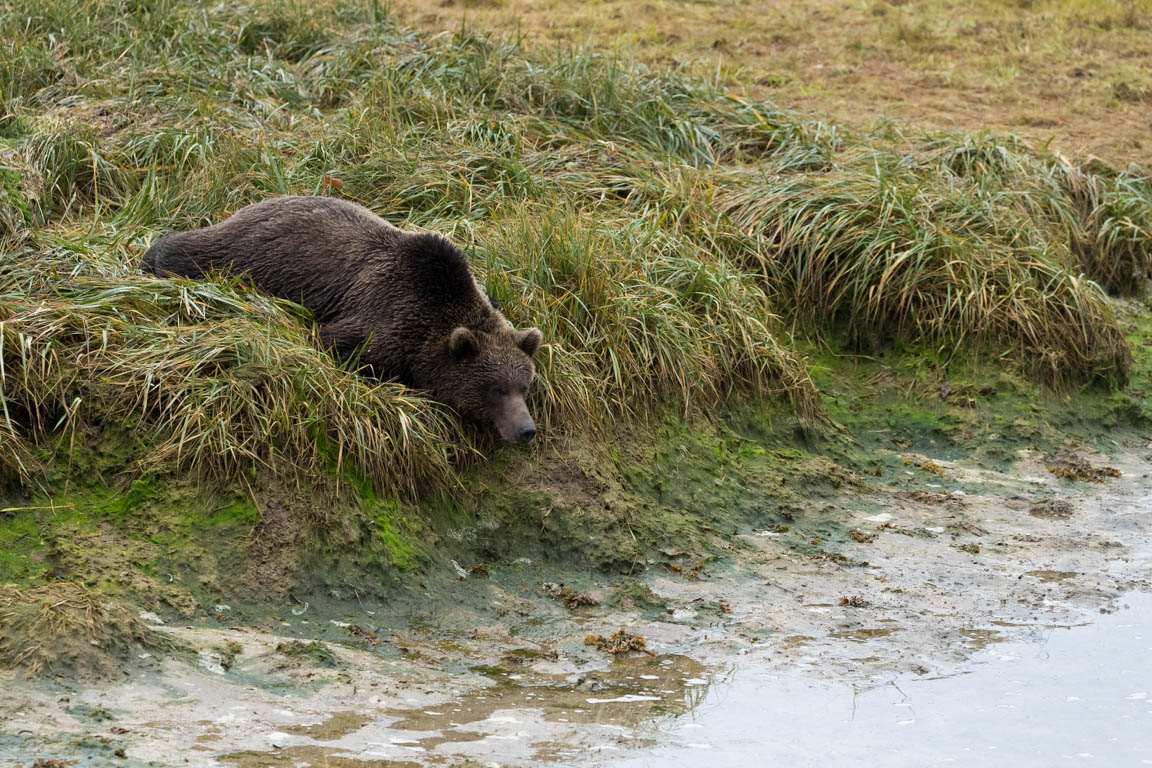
[143, 196, 494, 328]
[227, 196, 402, 260]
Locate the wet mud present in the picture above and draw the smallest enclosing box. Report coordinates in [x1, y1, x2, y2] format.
[2, 446, 1151, 767]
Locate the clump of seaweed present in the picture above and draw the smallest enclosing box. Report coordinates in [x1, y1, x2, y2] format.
[0, 583, 169, 679]
[1046, 457, 1122, 482]
[542, 582, 599, 609]
[584, 629, 653, 655]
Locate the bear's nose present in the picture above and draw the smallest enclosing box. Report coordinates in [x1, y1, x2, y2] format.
[516, 423, 537, 444]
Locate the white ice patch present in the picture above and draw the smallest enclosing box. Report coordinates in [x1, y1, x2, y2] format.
[862, 513, 893, 523]
[586, 695, 662, 704]
[197, 650, 226, 675]
[138, 611, 164, 625]
[1126, 692, 1148, 700]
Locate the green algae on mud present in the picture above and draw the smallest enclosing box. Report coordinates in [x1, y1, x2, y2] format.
[806, 338, 1152, 476]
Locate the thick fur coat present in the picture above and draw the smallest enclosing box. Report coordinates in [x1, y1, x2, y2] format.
[142, 196, 543, 443]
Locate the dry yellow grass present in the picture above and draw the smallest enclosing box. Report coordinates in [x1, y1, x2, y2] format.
[397, 0, 1152, 164]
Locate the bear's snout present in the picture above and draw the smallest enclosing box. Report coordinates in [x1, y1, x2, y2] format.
[495, 396, 537, 445]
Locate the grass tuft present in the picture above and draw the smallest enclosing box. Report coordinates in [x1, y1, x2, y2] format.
[0, 582, 169, 679]
[474, 205, 825, 431]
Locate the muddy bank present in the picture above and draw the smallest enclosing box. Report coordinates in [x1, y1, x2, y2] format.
[3, 438, 1150, 766]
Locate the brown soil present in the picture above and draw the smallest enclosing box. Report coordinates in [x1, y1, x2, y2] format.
[241, 496, 305, 602]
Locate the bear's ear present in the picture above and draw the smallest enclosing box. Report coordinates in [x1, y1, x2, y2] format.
[516, 328, 543, 357]
[449, 327, 478, 359]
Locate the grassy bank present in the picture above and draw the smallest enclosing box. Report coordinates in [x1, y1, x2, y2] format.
[1, 0, 1151, 614]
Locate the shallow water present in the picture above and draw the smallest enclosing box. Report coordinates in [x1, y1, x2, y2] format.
[610, 592, 1152, 768]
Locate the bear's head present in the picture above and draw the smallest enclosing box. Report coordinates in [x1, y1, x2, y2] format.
[438, 325, 544, 444]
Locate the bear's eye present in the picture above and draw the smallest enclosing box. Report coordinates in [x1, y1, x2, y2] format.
[490, 385, 506, 397]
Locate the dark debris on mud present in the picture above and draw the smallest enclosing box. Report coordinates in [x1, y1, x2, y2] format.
[1029, 497, 1077, 520]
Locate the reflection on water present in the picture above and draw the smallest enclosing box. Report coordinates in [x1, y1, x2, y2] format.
[611, 592, 1152, 768]
[220, 654, 716, 766]
[384, 653, 711, 737]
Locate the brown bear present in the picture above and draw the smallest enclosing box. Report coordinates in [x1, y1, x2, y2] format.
[142, 196, 543, 444]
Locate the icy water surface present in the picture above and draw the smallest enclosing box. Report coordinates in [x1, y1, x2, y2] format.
[612, 592, 1152, 768]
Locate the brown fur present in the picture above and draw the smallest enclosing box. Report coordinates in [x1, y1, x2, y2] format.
[142, 196, 543, 443]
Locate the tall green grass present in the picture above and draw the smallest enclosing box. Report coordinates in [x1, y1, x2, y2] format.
[471, 206, 824, 430]
[0, 0, 1149, 492]
[717, 160, 1132, 383]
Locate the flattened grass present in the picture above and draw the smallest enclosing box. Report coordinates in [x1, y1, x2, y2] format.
[0, 582, 168, 679]
[0, 249, 465, 496]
